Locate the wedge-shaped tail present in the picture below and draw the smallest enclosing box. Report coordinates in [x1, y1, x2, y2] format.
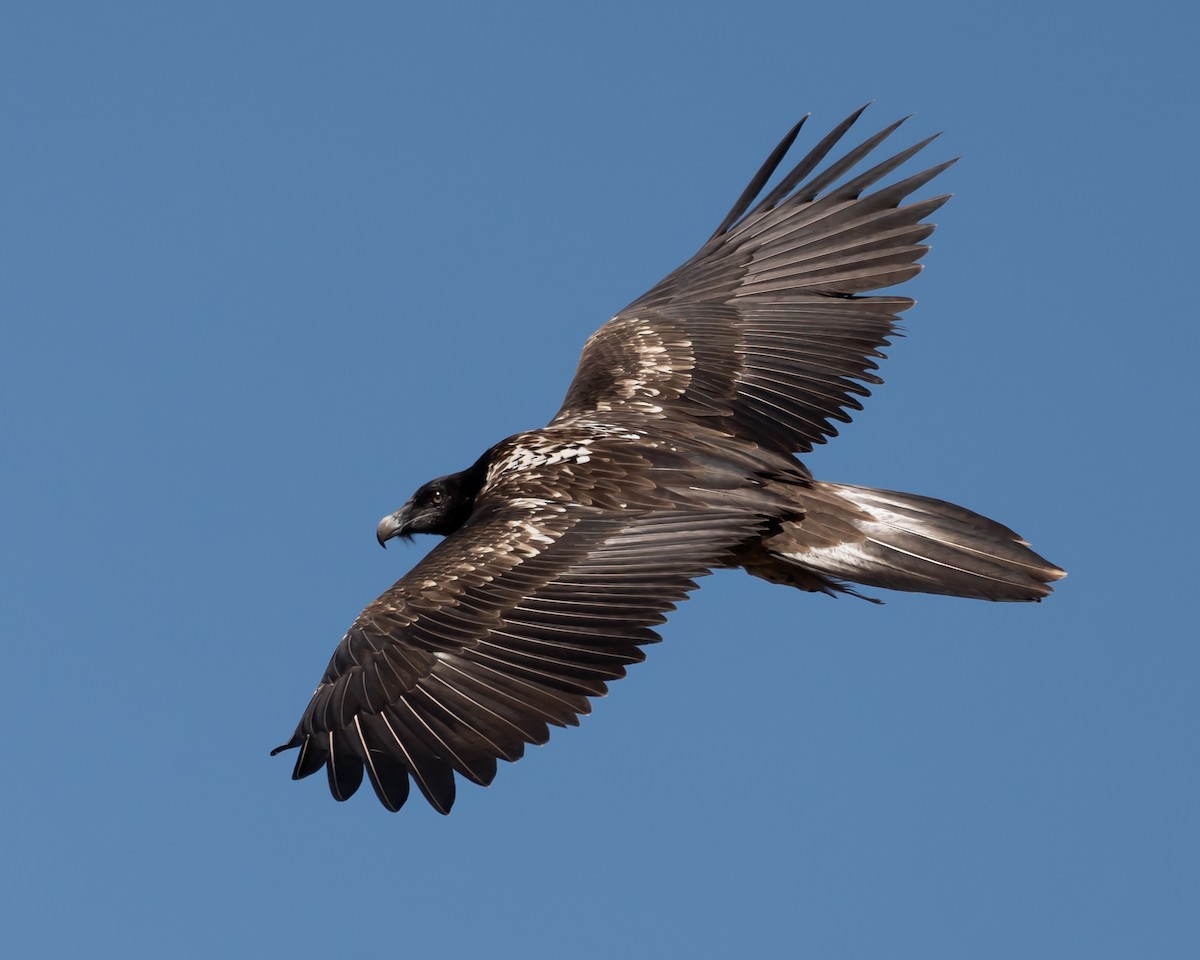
[760, 481, 1065, 601]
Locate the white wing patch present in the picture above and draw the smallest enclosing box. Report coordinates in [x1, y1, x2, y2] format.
[487, 438, 596, 485]
[584, 319, 693, 416]
[504, 516, 558, 548]
[781, 541, 878, 573]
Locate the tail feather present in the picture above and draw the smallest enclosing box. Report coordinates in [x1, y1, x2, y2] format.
[762, 481, 1065, 602]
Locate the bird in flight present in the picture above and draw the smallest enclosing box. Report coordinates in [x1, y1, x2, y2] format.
[273, 106, 1065, 814]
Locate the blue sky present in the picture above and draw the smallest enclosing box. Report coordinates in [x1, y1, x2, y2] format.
[3, 2, 1196, 957]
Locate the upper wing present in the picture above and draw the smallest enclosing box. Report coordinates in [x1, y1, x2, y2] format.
[272, 501, 766, 813]
[554, 106, 955, 454]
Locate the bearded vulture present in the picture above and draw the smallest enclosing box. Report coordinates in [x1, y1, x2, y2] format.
[273, 106, 1065, 814]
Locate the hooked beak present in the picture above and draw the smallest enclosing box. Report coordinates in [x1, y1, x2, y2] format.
[376, 504, 412, 548]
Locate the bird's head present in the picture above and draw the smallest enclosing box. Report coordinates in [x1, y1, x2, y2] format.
[376, 459, 488, 547]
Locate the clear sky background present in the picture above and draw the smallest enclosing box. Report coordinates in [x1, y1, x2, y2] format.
[3, 3, 1196, 958]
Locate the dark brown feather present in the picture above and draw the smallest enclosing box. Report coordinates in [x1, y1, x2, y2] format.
[276, 503, 767, 812]
[556, 112, 953, 455]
